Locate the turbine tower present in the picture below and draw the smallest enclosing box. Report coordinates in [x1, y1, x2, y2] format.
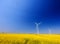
[48, 28, 51, 34]
[35, 22, 41, 34]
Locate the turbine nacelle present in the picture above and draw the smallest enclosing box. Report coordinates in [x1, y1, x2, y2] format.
[35, 22, 41, 25]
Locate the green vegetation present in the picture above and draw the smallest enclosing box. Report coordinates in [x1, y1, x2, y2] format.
[0, 38, 60, 44]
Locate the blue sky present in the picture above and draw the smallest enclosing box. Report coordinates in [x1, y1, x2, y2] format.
[0, 0, 60, 33]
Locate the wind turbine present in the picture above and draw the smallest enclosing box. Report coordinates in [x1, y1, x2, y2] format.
[35, 22, 41, 34]
[48, 28, 51, 34]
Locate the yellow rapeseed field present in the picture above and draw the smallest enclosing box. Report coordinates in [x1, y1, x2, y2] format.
[0, 33, 60, 44]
